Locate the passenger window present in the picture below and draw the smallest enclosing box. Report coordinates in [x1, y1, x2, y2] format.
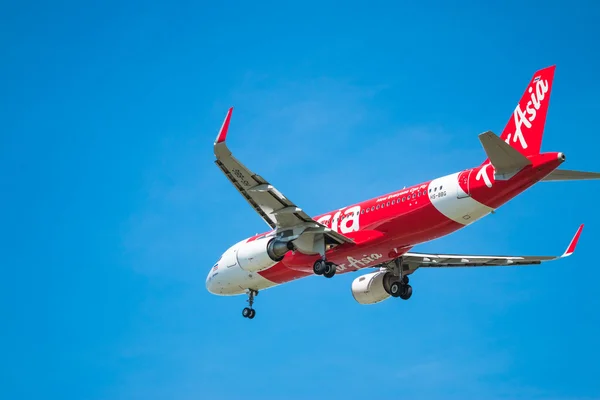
[412, 194, 416, 199]
[386, 201, 390, 206]
[361, 209, 364, 214]
[371, 206, 375, 211]
[392, 200, 395, 205]
[376, 205, 380, 210]
[434, 187, 437, 191]
[402, 197, 405, 202]
[366, 208, 369, 213]
[440, 185, 443, 190]
[417, 192, 420, 197]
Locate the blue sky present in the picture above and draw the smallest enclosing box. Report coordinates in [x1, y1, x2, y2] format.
[2, 0, 600, 398]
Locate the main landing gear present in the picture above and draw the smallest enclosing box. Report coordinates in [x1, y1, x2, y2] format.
[242, 289, 258, 319]
[389, 275, 412, 300]
[313, 258, 337, 278]
[387, 258, 412, 300]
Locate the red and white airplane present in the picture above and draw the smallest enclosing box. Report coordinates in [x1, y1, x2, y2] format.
[207, 66, 599, 319]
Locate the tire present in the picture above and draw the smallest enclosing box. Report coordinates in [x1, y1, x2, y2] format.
[323, 262, 336, 278]
[248, 309, 256, 319]
[242, 307, 252, 318]
[313, 260, 326, 275]
[400, 284, 413, 300]
[390, 282, 402, 297]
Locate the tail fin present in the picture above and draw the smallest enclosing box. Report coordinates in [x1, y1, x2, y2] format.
[483, 66, 556, 164]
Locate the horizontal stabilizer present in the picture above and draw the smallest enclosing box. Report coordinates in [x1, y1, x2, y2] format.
[478, 131, 532, 180]
[542, 169, 600, 182]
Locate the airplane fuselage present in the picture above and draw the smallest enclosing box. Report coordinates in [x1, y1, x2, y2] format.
[206, 151, 564, 295]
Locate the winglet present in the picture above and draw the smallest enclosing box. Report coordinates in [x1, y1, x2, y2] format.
[215, 107, 233, 144]
[562, 224, 584, 257]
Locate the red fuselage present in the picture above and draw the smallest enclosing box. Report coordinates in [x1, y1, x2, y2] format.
[255, 152, 564, 284]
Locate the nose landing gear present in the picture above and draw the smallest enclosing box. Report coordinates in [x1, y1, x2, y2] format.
[242, 307, 255, 319]
[242, 289, 258, 319]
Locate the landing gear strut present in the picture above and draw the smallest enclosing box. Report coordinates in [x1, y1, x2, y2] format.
[242, 289, 258, 319]
[313, 259, 337, 278]
[388, 257, 412, 300]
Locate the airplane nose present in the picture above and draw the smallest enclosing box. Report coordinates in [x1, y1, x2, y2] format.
[206, 270, 216, 294]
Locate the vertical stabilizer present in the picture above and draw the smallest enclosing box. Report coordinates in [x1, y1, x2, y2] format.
[483, 66, 556, 164]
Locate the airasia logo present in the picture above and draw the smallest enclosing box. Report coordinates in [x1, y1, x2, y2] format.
[506, 78, 549, 150]
[316, 205, 361, 234]
[336, 253, 383, 272]
[476, 163, 494, 188]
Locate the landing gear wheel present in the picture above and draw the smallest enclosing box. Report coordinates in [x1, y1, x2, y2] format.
[313, 259, 327, 275]
[402, 275, 409, 284]
[400, 284, 412, 300]
[389, 281, 402, 298]
[242, 289, 258, 319]
[323, 262, 336, 278]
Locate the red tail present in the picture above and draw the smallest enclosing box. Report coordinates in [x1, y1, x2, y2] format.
[484, 66, 556, 163]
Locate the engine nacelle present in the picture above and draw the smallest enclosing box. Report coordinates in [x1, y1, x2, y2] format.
[236, 237, 291, 272]
[351, 271, 394, 305]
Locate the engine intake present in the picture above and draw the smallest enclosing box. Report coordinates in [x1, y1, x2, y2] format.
[236, 237, 291, 272]
[351, 271, 394, 304]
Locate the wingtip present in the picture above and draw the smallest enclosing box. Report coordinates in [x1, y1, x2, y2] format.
[215, 107, 233, 144]
[563, 224, 584, 257]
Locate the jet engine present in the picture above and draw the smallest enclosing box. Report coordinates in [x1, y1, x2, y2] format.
[236, 237, 292, 273]
[351, 271, 394, 304]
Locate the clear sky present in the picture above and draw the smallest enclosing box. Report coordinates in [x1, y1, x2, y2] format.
[2, 0, 600, 399]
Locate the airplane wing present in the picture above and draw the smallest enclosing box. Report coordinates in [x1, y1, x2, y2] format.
[213, 108, 354, 246]
[402, 224, 583, 269]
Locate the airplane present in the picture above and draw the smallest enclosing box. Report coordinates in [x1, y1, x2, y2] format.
[206, 66, 600, 319]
